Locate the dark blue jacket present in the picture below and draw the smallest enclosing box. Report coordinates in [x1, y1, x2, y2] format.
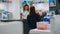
[27, 14, 42, 30]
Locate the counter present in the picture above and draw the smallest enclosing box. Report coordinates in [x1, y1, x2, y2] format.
[29, 29, 51, 34]
[0, 21, 23, 34]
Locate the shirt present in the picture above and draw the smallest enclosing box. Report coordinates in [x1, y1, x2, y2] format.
[22, 11, 29, 19]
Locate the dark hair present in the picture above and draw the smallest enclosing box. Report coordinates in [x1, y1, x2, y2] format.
[30, 6, 36, 14]
[23, 4, 29, 11]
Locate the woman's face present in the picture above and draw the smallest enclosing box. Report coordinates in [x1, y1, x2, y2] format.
[25, 6, 28, 10]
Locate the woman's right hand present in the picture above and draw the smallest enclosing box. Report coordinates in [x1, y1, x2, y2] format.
[39, 12, 43, 16]
[36, 10, 43, 16]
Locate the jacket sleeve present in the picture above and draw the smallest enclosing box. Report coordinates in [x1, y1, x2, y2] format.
[37, 14, 44, 22]
[36, 15, 41, 22]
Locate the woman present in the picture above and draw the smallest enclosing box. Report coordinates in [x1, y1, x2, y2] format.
[22, 4, 29, 34]
[22, 4, 29, 19]
[27, 6, 42, 30]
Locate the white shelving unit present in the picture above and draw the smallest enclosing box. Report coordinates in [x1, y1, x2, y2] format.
[54, 15, 60, 34]
[0, 0, 21, 20]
